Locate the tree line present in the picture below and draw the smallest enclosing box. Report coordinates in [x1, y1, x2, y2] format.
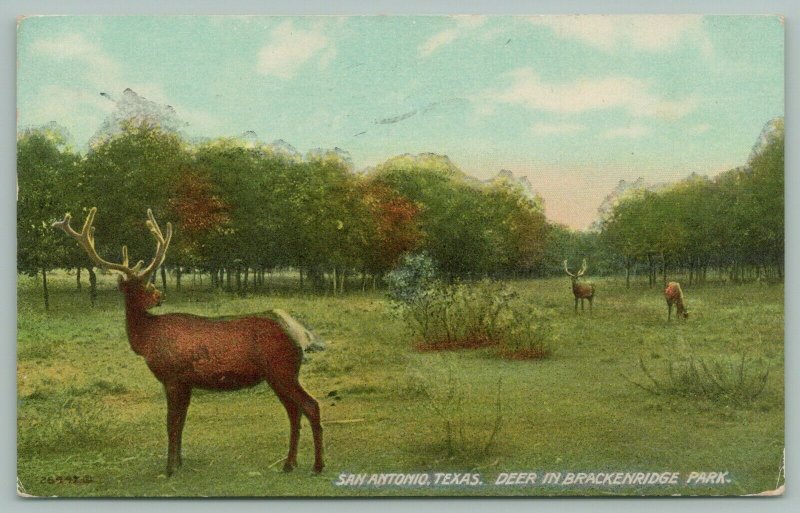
[17, 120, 550, 307]
[18, 114, 783, 308]
[600, 118, 784, 287]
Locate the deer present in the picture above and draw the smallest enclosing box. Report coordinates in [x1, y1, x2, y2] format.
[665, 281, 689, 321]
[564, 259, 595, 313]
[53, 208, 324, 476]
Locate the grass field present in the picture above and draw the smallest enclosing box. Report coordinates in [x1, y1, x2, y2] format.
[17, 272, 784, 497]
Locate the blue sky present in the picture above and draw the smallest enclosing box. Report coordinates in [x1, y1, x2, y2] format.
[17, 15, 783, 229]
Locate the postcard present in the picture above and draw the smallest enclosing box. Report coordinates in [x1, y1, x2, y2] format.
[16, 15, 784, 497]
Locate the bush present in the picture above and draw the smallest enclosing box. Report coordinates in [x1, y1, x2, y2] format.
[409, 363, 507, 462]
[386, 254, 552, 358]
[626, 352, 770, 405]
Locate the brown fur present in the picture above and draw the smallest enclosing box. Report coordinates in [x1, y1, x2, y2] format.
[665, 281, 689, 321]
[569, 279, 595, 312]
[119, 277, 324, 476]
[54, 208, 323, 476]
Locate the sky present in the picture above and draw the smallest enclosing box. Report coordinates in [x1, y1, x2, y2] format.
[16, 15, 784, 229]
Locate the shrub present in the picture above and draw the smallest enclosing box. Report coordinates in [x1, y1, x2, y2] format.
[626, 352, 770, 405]
[410, 364, 507, 462]
[386, 254, 552, 359]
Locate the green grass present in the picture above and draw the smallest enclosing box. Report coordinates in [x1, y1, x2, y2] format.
[17, 272, 784, 497]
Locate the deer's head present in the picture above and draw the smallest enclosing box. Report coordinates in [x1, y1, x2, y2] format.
[53, 207, 172, 310]
[563, 259, 588, 286]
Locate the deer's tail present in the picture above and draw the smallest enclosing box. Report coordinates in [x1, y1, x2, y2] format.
[271, 309, 327, 353]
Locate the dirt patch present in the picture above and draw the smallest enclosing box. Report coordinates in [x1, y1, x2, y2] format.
[413, 336, 498, 352]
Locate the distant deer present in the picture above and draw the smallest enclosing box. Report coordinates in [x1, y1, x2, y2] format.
[53, 208, 323, 476]
[564, 259, 595, 312]
[665, 281, 689, 321]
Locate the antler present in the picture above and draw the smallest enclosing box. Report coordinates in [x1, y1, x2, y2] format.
[138, 209, 173, 282]
[563, 259, 575, 277]
[52, 207, 172, 281]
[577, 259, 588, 277]
[52, 208, 138, 279]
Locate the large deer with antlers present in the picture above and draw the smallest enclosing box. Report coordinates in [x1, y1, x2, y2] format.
[564, 259, 595, 313]
[53, 208, 323, 476]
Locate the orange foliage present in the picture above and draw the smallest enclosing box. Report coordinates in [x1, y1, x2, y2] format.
[168, 168, 230, 235]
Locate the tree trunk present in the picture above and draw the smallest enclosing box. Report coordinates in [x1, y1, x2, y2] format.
[87, 266, 97, 307]
[332, 268, 337, 296]
[76, 267, 82, 291]
[41, 268, 49, 311]
[161, 266, 168, 293]
[176, 266, 182, 292]
[625, 257, 631, 289]
[243, 267, 249, 294]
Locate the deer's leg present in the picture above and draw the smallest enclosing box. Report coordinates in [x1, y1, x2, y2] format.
[272, 388, 301, 472]
[294, 387, 324, 474]
[275, 382, 324, 473]
[165, 382, 192, 476]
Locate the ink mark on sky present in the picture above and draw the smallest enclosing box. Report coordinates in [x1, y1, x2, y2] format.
[376, 98, 469, 125]
[375, 110, 418, 125]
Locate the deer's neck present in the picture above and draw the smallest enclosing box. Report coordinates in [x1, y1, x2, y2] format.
[123, 298, 156, 356]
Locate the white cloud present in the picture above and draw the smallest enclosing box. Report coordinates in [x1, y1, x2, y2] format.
[601, 124, 651, 139]
[420, 29, 459, 57]
[22, 85, 114, 142]
[30, 33, 122, 88]
[528, 15, 712, 55]
[691, 123, 713, 134]
[532, 122, 586, 135]
[257, 21, 332, 78]
[486, 68, 698, 120]
[419, 16, 488, 57]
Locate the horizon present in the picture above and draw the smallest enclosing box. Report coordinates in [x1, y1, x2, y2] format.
[17, 15, 784, 229]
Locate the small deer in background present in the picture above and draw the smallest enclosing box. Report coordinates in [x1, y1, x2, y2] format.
[564, 259, 595, 312]
[53, 208, 324, 476]
[665, 281, 689, 321]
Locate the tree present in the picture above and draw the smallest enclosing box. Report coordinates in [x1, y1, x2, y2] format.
[80, 120, 188, 291]
[17, 126, 79, 308]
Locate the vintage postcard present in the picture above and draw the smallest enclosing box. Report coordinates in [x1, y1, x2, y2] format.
[16, 15, 784, 497]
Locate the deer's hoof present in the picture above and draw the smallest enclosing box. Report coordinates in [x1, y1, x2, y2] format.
[283, 461, 296, 473]
[313, 462, 325, 474]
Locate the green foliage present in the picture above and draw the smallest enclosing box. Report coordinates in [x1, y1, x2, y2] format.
[387, 258, 551, 357]
[628, 352, 770, 406]
[17, 128, 79, 277]
[600, 118, 784, 282]
[410, 365, 507, 462]
[16, 273, 784, 496]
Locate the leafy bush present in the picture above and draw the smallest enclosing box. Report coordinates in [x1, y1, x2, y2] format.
[627, 352, 770, 405]
[386, 254, 552, 358]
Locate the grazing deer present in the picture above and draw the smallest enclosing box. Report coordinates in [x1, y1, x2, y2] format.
[665, 281, 689, 321]
[53, 208, 323, 476]
[564, 259, 595, 312]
